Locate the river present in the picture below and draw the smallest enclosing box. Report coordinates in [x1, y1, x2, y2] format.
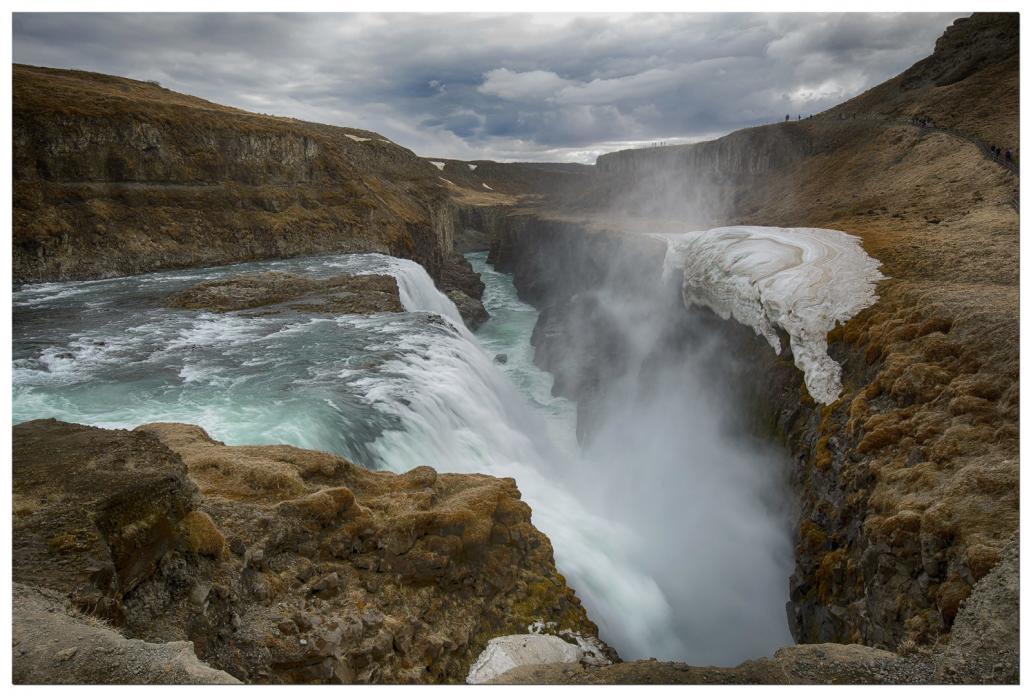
[12, 249, 793, 665]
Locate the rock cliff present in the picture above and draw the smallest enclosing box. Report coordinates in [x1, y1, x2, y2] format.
[12, 65, 478, 308]
[12, 419, 606, 684]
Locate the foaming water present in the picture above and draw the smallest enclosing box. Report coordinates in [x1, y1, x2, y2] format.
[468, 251, 794, 665]
[12, 249, 793, 665]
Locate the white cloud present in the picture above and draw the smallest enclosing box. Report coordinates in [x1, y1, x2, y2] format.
[478, 68, 570, 101]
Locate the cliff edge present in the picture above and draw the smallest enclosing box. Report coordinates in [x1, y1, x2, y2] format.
[12, 419, 607, 684]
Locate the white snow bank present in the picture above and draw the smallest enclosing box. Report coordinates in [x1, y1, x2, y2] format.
[344, 134, 370, 142]
[468, 163, 478, 171]
[429, 160, 446, 170]
[482, 183, 493, 190]
[466, 634, 583, 684]
[659, 225, 884, 404]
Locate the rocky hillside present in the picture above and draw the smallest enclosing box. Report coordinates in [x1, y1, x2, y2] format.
[448, 11, 1019, 675]
[12, 419, 606, 684]
[12, 64, 471, 292]
[827, 12, 1019, 149]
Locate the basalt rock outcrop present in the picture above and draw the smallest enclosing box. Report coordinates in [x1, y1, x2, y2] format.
[439, 250, 490, 329]
[12, 419, 606, 684]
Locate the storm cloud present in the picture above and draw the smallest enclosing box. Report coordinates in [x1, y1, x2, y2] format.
[13, 12, 966, 162]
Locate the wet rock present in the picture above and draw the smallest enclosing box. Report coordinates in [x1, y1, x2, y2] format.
[494, 353, 509, 364]
[167, 272, 403, 316]
[447, 289, 489, 329]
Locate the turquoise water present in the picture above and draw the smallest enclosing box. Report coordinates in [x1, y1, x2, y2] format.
[466, 251, 579, 453]
[13, 254, 460, 463]
[12, 249, 793, 665]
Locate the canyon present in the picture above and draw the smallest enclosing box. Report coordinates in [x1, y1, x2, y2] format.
[11, 12, 1019, 686]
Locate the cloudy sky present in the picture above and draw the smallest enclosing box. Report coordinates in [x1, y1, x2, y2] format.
[13, 12, 966, 162]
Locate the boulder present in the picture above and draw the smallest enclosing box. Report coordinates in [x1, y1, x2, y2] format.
[447, 289, 489, 329]
[12, 419, 198, 622]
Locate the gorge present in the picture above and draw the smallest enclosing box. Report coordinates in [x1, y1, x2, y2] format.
[10, 12, 1020, 686]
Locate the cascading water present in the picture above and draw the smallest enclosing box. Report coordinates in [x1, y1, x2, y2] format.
[12, 248, 794, 666]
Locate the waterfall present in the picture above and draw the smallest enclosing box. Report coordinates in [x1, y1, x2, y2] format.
[351, 257, 689, 657]
[12, 249, 795, 666]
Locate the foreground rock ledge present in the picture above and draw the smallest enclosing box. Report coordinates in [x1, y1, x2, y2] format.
[12, 419, 604, 684]
[11, 418, 1019, 685]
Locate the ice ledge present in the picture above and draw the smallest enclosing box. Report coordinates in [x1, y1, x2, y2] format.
[658, 226, 885, 404]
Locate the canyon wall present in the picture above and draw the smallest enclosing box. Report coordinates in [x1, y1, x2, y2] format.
[452, 14, 1018, 659]
[595, 122, 817, 179]
[12, 65, 466, 288]
[477, 206, 1016, 658]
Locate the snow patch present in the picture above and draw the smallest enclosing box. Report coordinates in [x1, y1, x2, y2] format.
[468, 163, 478, 171]
[344, 134, 370, 142]
[466, 634, 583, 684]
[525, 621, 610, 667]
[559, 630, 610, 667]
[658, 225, 884, 404]
[429, 160, 446, 170]
[482, 183, 493, 190]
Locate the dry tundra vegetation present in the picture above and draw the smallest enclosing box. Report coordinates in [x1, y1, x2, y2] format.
[9, 11, 1020, 686]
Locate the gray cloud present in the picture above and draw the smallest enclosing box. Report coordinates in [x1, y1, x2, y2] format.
[13, 12, 966, 163]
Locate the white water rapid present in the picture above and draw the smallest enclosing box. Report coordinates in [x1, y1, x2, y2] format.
[13, 249, 795, 666]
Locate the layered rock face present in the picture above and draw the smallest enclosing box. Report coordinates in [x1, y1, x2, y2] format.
[12, 419, 605, 684]
[12, 65, 460, 290]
